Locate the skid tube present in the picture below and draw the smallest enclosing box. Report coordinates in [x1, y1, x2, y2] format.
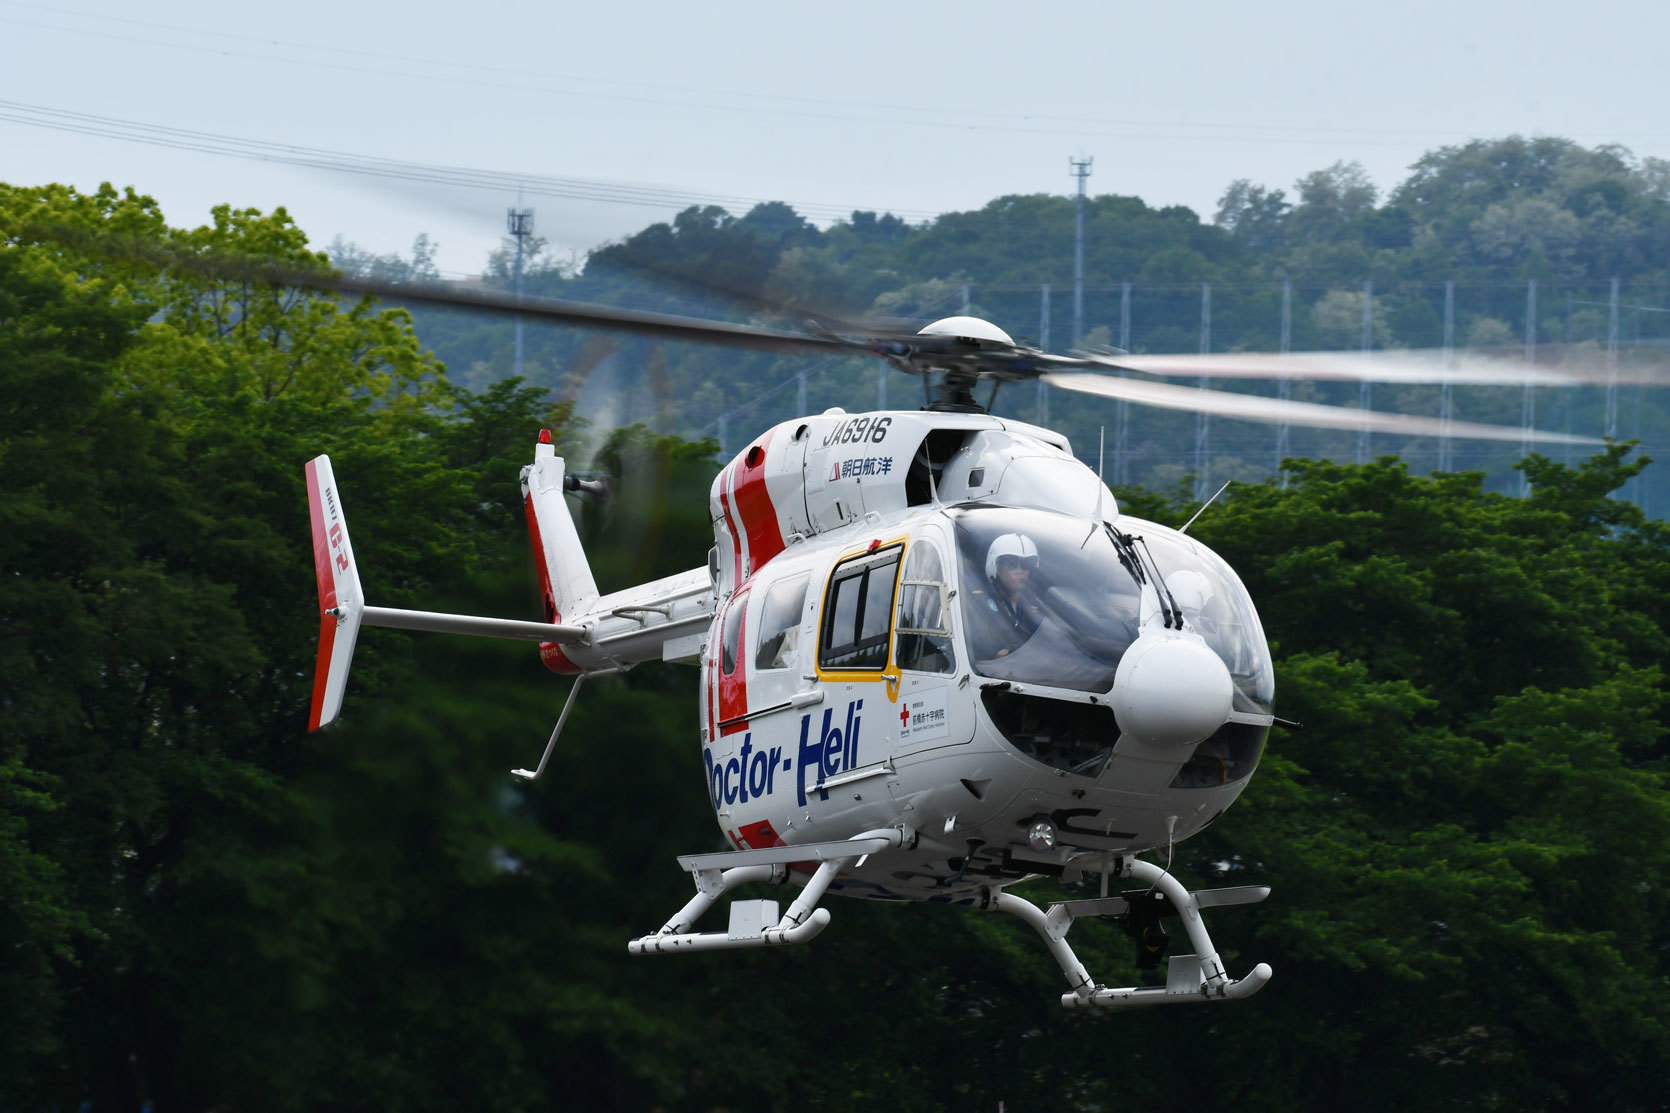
[628, 828, 911, 955]
[984, 856, 1273, 1009]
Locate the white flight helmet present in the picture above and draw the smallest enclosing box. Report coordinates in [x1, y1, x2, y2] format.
[985, 533, 1039, 581]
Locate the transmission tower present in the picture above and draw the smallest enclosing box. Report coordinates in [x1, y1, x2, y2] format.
[507, 207, 535, 377]
[1069, 157, 1093, 346]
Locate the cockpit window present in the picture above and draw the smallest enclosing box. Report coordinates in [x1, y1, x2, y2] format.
[895, 540, 955, 674]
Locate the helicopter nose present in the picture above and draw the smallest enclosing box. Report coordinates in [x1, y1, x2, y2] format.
[1110, 633, 1234, 748]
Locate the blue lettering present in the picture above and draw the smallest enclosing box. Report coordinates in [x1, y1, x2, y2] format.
[821, 708, 843, 778]
[796, 700, 864, 806]
[710, 712, 862, 812]
[848, 699, 862, 771]
[708, 742, 788, 811]
[796, 712, 825, 807]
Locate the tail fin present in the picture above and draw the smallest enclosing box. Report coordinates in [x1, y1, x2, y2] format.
[304, 454, 365, 730]
[520, 430, 600, 625]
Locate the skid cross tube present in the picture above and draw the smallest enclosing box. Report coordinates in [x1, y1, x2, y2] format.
[628, 828, 908, 956]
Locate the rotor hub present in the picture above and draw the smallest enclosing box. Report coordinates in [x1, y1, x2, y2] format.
[916, 316, 1015, 346]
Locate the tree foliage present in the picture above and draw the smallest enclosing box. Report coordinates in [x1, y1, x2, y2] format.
[337, 135, 1670, 517]
[4, 171, 1669, 1111]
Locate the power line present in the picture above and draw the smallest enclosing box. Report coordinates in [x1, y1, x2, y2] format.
[0, 99, 941, 225]
[12, 3, 1652, 144]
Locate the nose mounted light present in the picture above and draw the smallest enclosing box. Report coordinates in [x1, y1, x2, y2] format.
[1028, 820, 1057, 853]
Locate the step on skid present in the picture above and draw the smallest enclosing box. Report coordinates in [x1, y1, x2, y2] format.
[627, 829, 908, 955]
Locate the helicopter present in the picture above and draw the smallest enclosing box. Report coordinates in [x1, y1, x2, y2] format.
[300, 280, 1609, 1009]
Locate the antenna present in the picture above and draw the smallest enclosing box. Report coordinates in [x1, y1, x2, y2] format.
[1098, 425, 1106, 484]
[1180, 480, 1232, 535]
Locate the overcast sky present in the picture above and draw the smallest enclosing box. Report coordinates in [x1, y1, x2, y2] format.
[5, 0, 1668, 276]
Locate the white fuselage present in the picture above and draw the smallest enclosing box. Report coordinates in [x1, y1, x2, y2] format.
[698, 409, 1275, 901]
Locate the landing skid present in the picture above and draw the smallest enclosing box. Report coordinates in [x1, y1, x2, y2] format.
[627, 828, 910, 955]
[629, 836, 1271, 1009]
[986, 857, 1272, 1009]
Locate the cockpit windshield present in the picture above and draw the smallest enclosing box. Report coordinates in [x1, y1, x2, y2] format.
[950, 506, 1273, 711]
[1143, 531, 1274, 713]
[952, 507, 1138, 693]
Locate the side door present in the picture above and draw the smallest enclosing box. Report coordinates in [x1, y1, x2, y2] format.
[802, 542, 904, 802]
[892, 529, 976, 757]
[747, 569, 813, 718]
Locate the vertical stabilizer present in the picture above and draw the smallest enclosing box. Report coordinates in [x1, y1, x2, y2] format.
[304, 455, 366, 730]
[520, 432, 601, 626]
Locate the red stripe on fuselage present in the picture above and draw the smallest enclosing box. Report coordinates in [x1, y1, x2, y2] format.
[721, 467, 745, 586]
[730, 430, 783, 578]
[305, 459, 338, 732]
[707, 435, 782, 743]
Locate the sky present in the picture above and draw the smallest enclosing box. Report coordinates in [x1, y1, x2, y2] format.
[5, 0, 1669, 277]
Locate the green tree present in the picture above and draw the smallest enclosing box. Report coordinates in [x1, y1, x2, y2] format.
[0, 183, 568, 1109]
[1115, 448, 1670, 1112]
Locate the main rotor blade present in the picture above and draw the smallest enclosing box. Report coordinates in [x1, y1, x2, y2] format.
[328, 274, 865, 356]
[1069, 348, 1669, 387]
[22, 218, 868, 358]
[28, 218, 1663, 397]
[1042, 372, 1605, 446]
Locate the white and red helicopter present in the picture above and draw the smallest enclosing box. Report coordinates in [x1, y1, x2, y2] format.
[302, 290, 1601, 1009]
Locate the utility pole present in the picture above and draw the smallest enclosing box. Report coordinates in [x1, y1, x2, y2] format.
[1605, 277, 1620, 439]
[1037, 283, 1050, 424]
[1440, 280, 1455, 471]
[1070, 157, 1093, 346]
[1356, 279, 1373, 465]
[1195, 282, 1211, 499]
[1277, 279, 1291, 487]
[1520, 279, 1537, 496]
[506, 207, 535, 378]
[1115, 282, 1130, 486]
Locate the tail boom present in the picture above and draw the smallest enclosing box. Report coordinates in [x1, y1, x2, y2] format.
[300, 434, 714, 729]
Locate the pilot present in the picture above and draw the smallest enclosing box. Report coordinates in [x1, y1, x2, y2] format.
[970, 532, 1043, 659]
